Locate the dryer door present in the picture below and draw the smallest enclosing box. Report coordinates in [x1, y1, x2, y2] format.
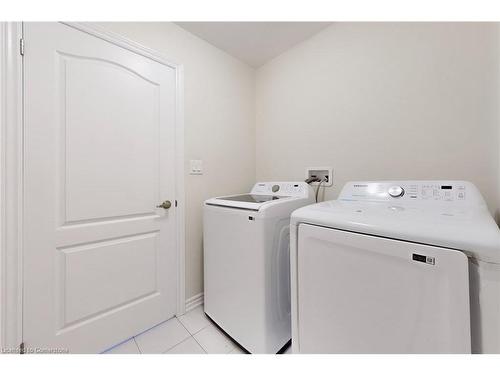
[295, 224, 471, 353]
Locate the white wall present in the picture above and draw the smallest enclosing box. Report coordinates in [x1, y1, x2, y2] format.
[97, 22, 256, 301]
[95, 22, 500, 302]
[256, 23, 500, 215]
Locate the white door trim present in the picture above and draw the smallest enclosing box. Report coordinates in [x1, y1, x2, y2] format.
[0, 21, 24, 351]
[0, 21, 186, 350]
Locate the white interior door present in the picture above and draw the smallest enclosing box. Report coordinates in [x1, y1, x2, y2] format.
[23, 22, 179, 353]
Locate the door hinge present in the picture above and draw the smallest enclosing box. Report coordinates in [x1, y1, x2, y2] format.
[19, 38, 25, 56]
[20, 342, 25, 354]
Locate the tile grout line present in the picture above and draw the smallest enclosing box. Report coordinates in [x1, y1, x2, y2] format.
[177, 317, 208, 353]
[133, 337, 143, 354]
[176, 315, 191, 333]
[132, 317, 191, 354]
[190, 330, 208, 354]
[196, 324, 236, 354]
[167, 317, 193, 353]
[178, 316, 211, 336]
[115, 313, 224, 354]
[162, 335, 195, 354]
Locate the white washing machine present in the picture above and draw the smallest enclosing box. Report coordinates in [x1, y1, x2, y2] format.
[204, 182, 314, 353]
[290, 181, 500, 354]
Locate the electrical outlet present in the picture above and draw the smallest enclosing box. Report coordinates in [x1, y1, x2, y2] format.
[306, 167, 333, 186]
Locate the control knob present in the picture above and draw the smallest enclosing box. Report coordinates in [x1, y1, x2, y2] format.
[388, 186, 405, 198]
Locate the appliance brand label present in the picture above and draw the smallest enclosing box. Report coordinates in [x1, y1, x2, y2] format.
[412, 253, 435, 265]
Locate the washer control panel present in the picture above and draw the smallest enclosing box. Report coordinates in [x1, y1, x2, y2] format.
[339, 181, 475, 203]
[420, 183, 466, 201]
[251, 182, 311, 198]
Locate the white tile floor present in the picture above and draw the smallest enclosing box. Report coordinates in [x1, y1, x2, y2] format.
[103, 305, 291, 354]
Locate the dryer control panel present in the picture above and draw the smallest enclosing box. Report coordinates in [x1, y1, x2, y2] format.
[338, 181, 484, 206]
[251, 182, 312, 198]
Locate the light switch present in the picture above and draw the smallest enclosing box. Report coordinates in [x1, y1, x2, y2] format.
[190, 160, 203, 175]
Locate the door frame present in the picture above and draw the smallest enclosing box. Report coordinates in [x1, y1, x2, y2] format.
[0, 22, 186, 350]
[0, 22, 24, 351]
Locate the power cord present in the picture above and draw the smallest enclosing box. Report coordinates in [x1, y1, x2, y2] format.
[305, 176, 328, 203]
[315, 177, 327, 203]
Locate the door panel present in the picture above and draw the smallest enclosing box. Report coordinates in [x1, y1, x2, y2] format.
[59, 232, 159, 326]
[23, 22, 178, 353]
[296, 224, 471, 353]
[62, 52, 160, 223]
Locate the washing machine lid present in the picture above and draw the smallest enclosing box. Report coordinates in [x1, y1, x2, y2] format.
[291, 181, 500, 263]
[205, 181, 314, 211]
[206, 193, 292, 211]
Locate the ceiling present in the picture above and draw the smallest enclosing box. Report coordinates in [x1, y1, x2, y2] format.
[175, 22, 332, 67]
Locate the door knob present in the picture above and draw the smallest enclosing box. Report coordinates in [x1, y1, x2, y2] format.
[157, 200, 172, 210]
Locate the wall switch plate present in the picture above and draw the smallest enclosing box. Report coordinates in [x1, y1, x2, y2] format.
[306, 167, 333, 186]
[190, 160, 203, 175]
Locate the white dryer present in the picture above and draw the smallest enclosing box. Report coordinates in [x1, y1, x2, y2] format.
[290, 181, 500, 353]
[204, 182, 314, 353]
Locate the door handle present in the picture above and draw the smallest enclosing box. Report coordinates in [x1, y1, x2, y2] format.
[156, 200, 172, 210]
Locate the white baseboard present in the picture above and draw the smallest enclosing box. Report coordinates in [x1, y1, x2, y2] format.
[185, 292, 204, 312]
